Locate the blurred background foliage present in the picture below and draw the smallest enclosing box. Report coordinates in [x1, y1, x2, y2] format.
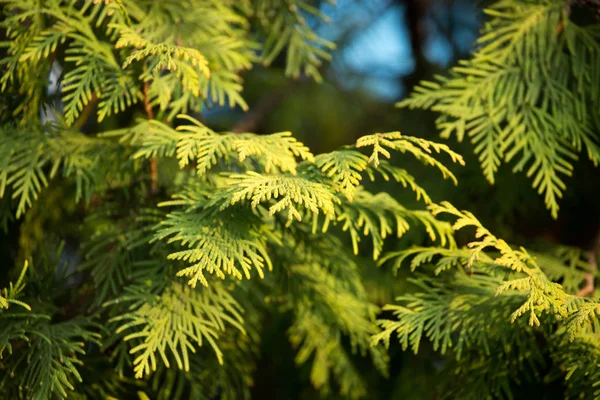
[2, 0, 599, 398]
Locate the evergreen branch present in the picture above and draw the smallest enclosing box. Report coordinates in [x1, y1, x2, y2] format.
[233, 131, 315, 174]
[0, 261, 31, 311]
[289, 308, 369, 399]
[335, 190, 455, 259]
[365, 161, 433, 204]
[527, 247, 589, 295]
[153, 205, 273, 288]
[113, 24, 211, 81]
[398, 0, 600, 218]
[563, 298, 600, 341]
[1, 317, 101, 400]
[429, 201, 570, 326]
[215, 172, 340, 222]
[356, 132, 464, 184]
[283, 241, 388, 398]
[550, 331, 600, 399]
[111, 115, 313, 176]
[378, 246, 487, 275]
[437, 333, 544, 400]
[372, 274, 521, 357]
[314, 150, 368, 201]
[109, 282, 244, 378]
[146, 317, 259, 400]
[257, 0, 336, 82]
[0, 123, 127, 217]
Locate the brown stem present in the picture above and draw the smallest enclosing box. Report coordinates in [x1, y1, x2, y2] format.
[149, 159, 158, 193]
[143, 81, 155, 120]
[578, 251, 597, 296]
[143, 80, 158, 194]
[72, 93, 97, 131]
[578, 233, 600, 296]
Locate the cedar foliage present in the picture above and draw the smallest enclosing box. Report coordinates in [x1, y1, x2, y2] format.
[0, 0, 599, 399]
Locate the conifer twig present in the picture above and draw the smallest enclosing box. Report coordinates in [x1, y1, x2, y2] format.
[143, 80, 158, 194]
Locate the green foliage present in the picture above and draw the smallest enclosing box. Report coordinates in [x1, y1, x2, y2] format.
[109, 281, 245, 378]
[0, 258, 101, 400]
[267, 232, 389, 399]
[374, 202, 600, 398]
[0, 63, 462, 400]
[0, 261, 31, 311]
[551, 328, 600, 400]
[1, 0, 321, 125]
[399, 0, 600, 218]
[108, 115, 314, 175]
[1, 0, 599, 399]
[6, 318, 101, 400]
[155, 205, 274, 288]
[0, 123, 127, 218]
[254, 0, 337, 81]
